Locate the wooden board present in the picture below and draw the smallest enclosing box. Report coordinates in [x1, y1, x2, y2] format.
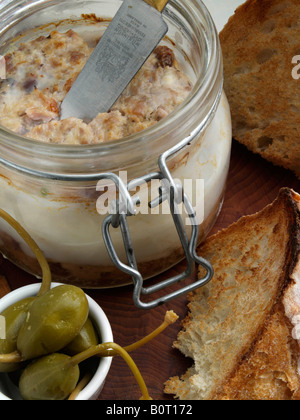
[0, 140, 299, 400]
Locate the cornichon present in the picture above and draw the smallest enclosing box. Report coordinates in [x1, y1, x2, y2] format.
[0, 297, 35, 372]
[17, 285, 89, 361]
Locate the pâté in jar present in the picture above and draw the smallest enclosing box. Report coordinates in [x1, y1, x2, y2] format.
[0, 0, 232, 289]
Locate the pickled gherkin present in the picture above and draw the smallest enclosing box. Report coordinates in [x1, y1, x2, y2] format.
[17, 285, 89, 361]
[0, 297, 35, 372]
[19, 353, 80, 400]
[65, 318, 99, 356]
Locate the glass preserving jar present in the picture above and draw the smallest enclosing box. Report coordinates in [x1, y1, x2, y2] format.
[0, 0, 232, 290]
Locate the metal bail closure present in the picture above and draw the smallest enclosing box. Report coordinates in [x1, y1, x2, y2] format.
[100, 133, 214, 309]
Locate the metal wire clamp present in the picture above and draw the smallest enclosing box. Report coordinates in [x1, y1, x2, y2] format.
[100, 133, 214, 310]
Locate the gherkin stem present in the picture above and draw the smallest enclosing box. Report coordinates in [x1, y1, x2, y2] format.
[68, 373, 92, 400]
[0, 209, 52, 296]
[102, 310, 179, 357]
[0, 350, 22, 363]
[70, 343, 152, 400]
[124, 310, 178, 354]
[67, 311, 178, 400]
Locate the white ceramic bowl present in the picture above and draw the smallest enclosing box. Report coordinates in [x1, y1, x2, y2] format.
[0, 282, 113, 400]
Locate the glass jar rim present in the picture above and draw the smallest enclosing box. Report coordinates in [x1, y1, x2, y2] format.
[0, 0, 222, 177]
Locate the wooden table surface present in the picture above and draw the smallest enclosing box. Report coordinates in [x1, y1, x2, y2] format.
[0, 140, 299, 401]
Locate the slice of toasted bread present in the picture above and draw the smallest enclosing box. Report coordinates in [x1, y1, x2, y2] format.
[165, 188, 300, 400]
[219, 0, 300, 178]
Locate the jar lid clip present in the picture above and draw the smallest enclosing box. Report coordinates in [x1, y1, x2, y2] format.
[100, 133, 214, 310]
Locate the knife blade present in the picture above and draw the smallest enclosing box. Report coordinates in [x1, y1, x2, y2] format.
[60, 0, 170, 121]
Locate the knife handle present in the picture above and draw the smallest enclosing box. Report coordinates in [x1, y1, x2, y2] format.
[143, 0, 169, 13]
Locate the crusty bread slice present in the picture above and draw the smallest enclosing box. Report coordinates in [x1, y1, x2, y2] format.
[219, 0, 300, 178]
[165, 188, 300, 400]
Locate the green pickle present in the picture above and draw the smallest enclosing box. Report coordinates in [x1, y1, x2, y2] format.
[0, 297, 35, 372]
[65, 318, 99, 356]
[19, 353, 80, 401]
[17, 285, 89, 361]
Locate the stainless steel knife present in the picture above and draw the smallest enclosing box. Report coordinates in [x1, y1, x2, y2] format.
[60, 0, 170, 121]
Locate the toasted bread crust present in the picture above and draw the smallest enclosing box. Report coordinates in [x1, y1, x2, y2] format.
[165, 188, 300, 400]
[215, 302, 300, 400]
[220, 0, 300, 177]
